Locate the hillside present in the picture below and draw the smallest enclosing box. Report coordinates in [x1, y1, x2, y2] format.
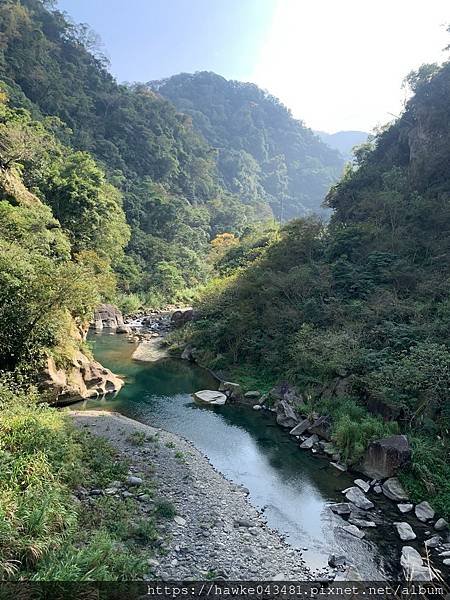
[316, 130, 368, 160]
[151, 72, 344, 220]
[188, 60, 450, 516]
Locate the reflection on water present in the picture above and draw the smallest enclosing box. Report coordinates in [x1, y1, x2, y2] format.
[74, 333, 399, 578]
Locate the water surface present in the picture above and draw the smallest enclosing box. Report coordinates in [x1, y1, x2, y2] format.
[74, 333, 401, 578]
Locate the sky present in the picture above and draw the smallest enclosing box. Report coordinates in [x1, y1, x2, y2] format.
[57, 0, 449, 133]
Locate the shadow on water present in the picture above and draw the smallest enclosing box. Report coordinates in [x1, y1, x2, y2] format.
[73, 333, 401, 578]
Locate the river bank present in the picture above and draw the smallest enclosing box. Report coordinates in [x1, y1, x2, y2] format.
[70, 409, 316, 581]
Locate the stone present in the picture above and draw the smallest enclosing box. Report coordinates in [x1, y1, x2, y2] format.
[289, 418, 311, 437]
[415, 501, 435, 522]
[382, 478, 408, 502]
[330, 462, 347, 472]
[252, 405, 262, 411]
[443, 559, 450, 566]
[434, 518, 448, 531]
[394, 522, 416, 541]
[126, 476, 143, 486]
[341, 524, 365, 539]
[116, 324, 131, 334]
[360, 434, 411, 479]
[218, 381, 242, 397]
[400, 546, 431, 581]
[398, 503, 413, 514]
[276, 399, 299, 429]
[307, 415, 332, 441]
[354, 479, 370, 493]
[93, 303, 124, 330]
[193, 390, 227, 406]
[328, 554, 346, 568]
[300, 434, 319, 449]
[348, 517, 376, 528]
[344, 486, 374, 510]
[174, 516, 186, 526]
[234, 519, 253, 528]
[329, 503, 352, 516]
[244, 390, 261, 399]
[373, 485, 382, 494]
[424, 535, 441, 548]
[171, 308, 194, 328]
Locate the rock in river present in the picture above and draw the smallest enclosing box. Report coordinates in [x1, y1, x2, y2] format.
[300, 434, 319, 449]
[344, 486, 374, 510]
[394, 522, 416, 541]
[401, 546, 431, 581]
[329, 503, 352, 516]
[397, 503, 413, 514]
[276, 399, 299, 428]
[354, 478, 370, 493]
[382, 477, 408, 502]
[360, 434, 411, 479]
[415, 501, 435, 522]
[132, 339, 169, 362]
[193, 390, 227, 405]
[341, 524, 365, 539]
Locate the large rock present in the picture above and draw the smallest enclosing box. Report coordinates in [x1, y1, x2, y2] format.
[394, 522, 416, 541]
[276, 399, 299, 428]
[382, 478, 408, 502]
[329, 503, 352, 516]
[400, 546, 431, 581]
[434, 518, 448, 531]
[415, 501, 435, 522]
[193, 390, 227, 406]
[341, 524, 365, 539]
[289, 418, 311, 436]
[39, 352, 123, 405]
[344, 486, 374, 510]
[307, 415, 331, 441]
[92, 303, 124, 330]
[219, 381, 242, 399]
[171, 308, 194, 328]
[360, 434, 411, 479]
[300, 434, 319, 449]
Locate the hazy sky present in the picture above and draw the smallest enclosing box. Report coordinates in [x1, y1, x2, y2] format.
[57, 0, 449, 133]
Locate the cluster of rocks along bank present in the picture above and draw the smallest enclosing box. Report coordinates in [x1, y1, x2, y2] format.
[183, 370, 449, 581]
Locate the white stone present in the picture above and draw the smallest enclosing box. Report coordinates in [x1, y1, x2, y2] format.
[174, 516, 186, 526]
[382, 478, 408, 502]
[193, 390, 227, 405]
[300, 434, 319, 449]
[394, 522, 416, 541]
[397, 503, 413, 514]
[344, 486, 374, 510]
[354, 478, 370, 493]
[415, 501, 435, 522]
[341, 524, 365, 539]
[434, 518, 448, 531]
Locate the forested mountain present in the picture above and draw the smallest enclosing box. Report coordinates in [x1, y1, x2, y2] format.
[0, 0, 262, 305]
[151, 72, 344, 220]
[188, 60, 450, 516]
[316, 130, 368, 160]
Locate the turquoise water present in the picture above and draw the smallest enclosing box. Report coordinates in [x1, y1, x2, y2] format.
[74, 333, 400, 578]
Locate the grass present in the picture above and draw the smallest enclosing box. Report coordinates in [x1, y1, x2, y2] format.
[0, 380, 164, 580]
[126, 431, 146, 447]
[154, 499, 176, 519]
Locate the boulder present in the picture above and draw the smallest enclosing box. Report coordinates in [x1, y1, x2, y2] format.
[289, 418, 311, 437]
[344, 486, 374, 510]
[354, 479, 370, 493]
[434, 518, 448, 531]
[329, 503, 352, 516]
[400, 546, 431, 581]
[276, 399, 299, 428]
[244, 390, 261, 399]
[360, 434, 411, 479]
[300, 434, 319, 449]
[398, 503, 413, 514]
[219, 381, 242, 398]
[93, 303, 124, 330]
[341, 524, 365, 539]
[415, 501, 435, 522]
[307, 415, 332, 441]
[39, 352, 123, 405]
[382, 478, 408, 502]
[348, 517, 376, 528]
[394, 522, 416, 541]
[193, 390, 227, 406]
[171, 308, 194, 328]
[424, 535, 442, 548]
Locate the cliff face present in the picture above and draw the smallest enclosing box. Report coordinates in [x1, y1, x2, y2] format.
[39, 351, 123, 406]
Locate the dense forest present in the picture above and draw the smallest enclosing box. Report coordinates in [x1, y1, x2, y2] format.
[152, 72, 344, 220]
[186, 60, 450, 517]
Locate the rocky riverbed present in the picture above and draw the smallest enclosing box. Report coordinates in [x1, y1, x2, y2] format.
[70, 410, 322, 581]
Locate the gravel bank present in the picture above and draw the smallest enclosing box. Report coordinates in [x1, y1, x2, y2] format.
[70, 410, 313, 581]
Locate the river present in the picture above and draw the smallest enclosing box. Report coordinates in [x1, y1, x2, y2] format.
[73, 332, 403, 579]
